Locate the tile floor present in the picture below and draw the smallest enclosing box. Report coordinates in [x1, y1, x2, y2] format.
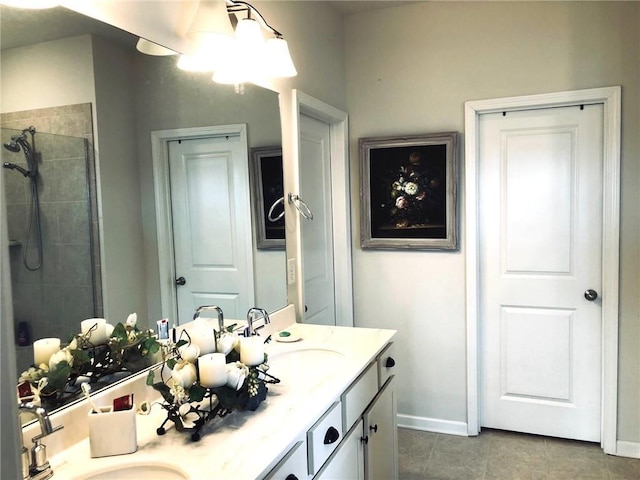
[398, 428, 640, 480]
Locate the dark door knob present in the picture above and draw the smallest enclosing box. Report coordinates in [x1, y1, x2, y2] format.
[176, 276, 186, 286]
[584, 289, 598, 301]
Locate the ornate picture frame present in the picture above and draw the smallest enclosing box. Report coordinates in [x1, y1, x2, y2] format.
[249, 146, 285, 249]
[359, 132, 459, 250]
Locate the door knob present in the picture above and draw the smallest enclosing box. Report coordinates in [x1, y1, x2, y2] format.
[176, 276, 186, 286]
[584, 289, 598, 301]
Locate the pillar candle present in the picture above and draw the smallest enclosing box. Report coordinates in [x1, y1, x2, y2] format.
[199, 353, 227, 387]
[33, 338, 61, 366]
[81, 318, 108, 345]
[240, 337, 264, 366]
[189, 326, 216, 355]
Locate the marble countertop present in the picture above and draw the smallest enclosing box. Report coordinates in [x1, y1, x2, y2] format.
[50, 323, 396, 480]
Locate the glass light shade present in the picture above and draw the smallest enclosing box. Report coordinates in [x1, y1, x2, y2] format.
[234, 18, 264, 47]
[263, 37, 297, 78]
[136, 38, 178, 56]
[0, 0, 58, 8]
[186, 0, 235, 44]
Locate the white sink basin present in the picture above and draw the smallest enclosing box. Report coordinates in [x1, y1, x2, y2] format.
[268, 347, 345, 383]
[73, 462, 189, 480]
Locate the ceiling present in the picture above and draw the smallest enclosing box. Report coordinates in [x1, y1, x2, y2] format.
[0, 2, 420, 52]
[327, 1, 418, 14]
[0, 5, 135, 51]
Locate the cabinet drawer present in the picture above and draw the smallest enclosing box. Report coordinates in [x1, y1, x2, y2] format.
[264, 440, 308, 480]
[377, 342, 397, 389]
[307, 401, 343, 475]
[341, 362, 377, 432]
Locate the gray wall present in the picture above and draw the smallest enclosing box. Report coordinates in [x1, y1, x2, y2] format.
[345, 1, 639, 444]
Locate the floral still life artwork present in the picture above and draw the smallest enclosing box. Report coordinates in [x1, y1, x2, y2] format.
[359, 132, 459, 250]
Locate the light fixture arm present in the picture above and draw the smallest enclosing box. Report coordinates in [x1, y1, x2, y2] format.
[226, 0, 284, 38]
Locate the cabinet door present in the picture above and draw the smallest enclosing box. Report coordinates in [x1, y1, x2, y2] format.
[315, 419, 365, 480]
[264, 440, 308, 480]
[363, 376, 397, 480]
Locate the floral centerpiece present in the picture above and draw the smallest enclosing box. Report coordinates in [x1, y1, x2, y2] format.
[144, 326, 279, 442]
[18, 313, 161, 408]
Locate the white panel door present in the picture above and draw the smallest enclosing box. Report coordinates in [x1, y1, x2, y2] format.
[479, 104, 603, 441]
[300, 114, 336, 326]
[169, 134, 254, 323]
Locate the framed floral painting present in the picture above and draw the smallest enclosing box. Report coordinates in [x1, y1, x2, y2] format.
[359, 132, 459, 250]
[249, 146, 285, 249]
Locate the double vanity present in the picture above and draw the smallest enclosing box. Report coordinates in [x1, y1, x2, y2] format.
[24, 307, 397, 480]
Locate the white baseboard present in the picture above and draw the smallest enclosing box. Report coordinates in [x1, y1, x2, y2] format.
[397, 414, 469, 437]
[616, 441, 640, 459]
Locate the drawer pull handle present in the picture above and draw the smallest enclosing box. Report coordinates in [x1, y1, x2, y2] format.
[285, 475, 299, 480]
[385, 357, 396, 368]
[370, 424, 378, 433]
[324, 426, 340, 445]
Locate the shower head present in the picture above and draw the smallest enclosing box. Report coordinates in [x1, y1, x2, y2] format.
[3, 140, 21, 153]
[3, 162, 30, 177]
[2, 127, 37, 177]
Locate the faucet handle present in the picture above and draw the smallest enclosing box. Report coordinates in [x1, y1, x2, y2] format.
[31, 424, 63, 443]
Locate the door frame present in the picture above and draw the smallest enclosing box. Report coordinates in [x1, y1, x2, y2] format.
[151, 124, 251, 324]
[288, 90, 353, 327]
[464, 87, 621, 454]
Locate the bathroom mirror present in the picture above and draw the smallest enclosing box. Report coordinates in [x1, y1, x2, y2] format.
[1, 5, 287, 412]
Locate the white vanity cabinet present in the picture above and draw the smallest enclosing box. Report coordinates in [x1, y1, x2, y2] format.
[264, 440, 308, 480]
[313, 343, 398, 480]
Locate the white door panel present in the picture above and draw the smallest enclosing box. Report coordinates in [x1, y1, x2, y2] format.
[479, 104, 603, 441]
[169, 134, 254, 323]
[300, 114, 336, 326]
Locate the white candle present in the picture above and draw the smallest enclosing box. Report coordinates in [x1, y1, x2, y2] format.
[33, 338, 61, 366]
[81, 318, 108, 345]
[189, 326, 216, 355]
[240, 337, 264, 366]
[199, 353, 227, 387]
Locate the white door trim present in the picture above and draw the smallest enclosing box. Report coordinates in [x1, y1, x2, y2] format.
[290, 90, 353, 327]
[464, 86, 621, 454]
[151, 124, 249, 324]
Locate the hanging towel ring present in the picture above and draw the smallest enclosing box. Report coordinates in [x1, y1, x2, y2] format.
[288, 193, 314, 220]
[267, 196, 285, 222]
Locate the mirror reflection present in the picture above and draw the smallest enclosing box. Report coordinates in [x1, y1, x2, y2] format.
[1, 5, 286, 411]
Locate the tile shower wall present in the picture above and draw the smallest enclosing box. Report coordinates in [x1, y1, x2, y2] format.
[1, 103, 100, 372]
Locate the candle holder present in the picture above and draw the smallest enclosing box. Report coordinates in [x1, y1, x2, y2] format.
[147, 332, 280, 442]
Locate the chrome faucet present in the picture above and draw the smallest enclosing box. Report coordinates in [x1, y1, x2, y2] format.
[244, 307, 270, 337]
[193, 305, 225, 333]
[19, 402, 63, 480]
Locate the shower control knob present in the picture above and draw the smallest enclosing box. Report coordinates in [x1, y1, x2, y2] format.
[175, 276, 186, 286]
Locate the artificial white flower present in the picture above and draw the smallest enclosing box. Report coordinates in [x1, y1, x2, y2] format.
[68, 338, 78, 350]
[125, 313, 137, 328]
[49, 348, 72, 371]
[178, 403, 199, 429]
[171, 361, 197, 388]
[178, 344, 200, 363]
[226, 362, 248, 391]
[217, 334, 235, 355]
[168, 379, 188, 404]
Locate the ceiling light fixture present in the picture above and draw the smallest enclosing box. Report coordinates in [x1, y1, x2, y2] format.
[136, 38, 178, 56]
[173, 0, 296, 88]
